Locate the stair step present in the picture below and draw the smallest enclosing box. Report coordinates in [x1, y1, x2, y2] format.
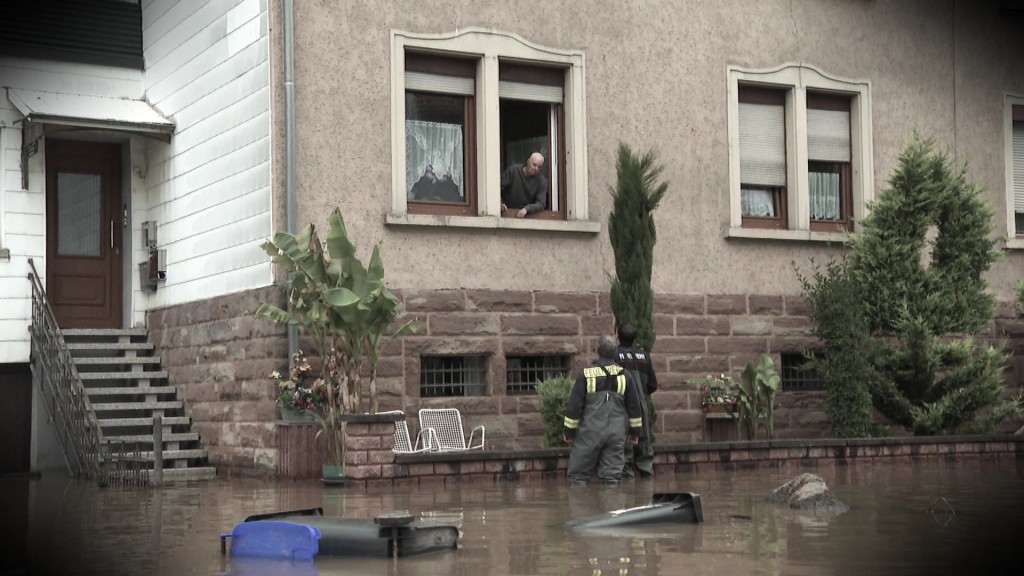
[108, 467, 217, 483]
[63, 328, 149, 338]
[80, 371, 169, 380]
[92, 400, 182, 411]
[74, 356, 162, 365]
[98, 416, 192, 427]
[109, 448, 207, 461]
[67, 342, 154, 351]
[104, 432, 200, 444]
[86, 386, 178, 396]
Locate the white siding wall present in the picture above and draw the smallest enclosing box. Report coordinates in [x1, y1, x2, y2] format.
[0, 57, 146, 363]
[137, 0, 273, 319]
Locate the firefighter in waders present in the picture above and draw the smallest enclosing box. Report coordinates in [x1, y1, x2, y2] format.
[563, 335, 644, 485]
[616, 323, 659, 478]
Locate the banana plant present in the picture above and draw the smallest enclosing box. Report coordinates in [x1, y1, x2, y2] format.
[736, 354, 780, 440]
[255, 208, 422, 464]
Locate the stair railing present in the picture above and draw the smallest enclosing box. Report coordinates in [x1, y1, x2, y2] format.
[27, 258, 103, 479]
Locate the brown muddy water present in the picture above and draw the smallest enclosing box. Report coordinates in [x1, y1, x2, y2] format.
[2, 458, 1022, 576]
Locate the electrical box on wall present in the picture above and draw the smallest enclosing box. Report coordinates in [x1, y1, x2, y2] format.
[142, 221, 158, 248]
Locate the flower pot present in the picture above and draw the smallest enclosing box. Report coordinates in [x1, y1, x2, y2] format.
[322, 463, 347, 486]
[278, 405, 315, 422]
[703, 404, 737, 415]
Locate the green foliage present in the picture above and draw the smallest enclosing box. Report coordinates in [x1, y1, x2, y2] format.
[797, 259, 879, 437]
[735, 354, 780, 440]
[798, 133, 1016, 437]
[536, 376, 573, 448]
[1017, 281, 1024, 310]
[255, 208, 422, 463]
[608, 142, 667, 351]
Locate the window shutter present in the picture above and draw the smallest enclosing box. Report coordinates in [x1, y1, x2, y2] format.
[807, 109, 850, 162]
[1014, 122, 1024, 213]
[405, 72, 474, 96]
[498, 81, 563, 103]
[739, 102, 786, 186]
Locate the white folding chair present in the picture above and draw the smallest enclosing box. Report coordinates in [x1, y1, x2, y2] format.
[381, 410, 433, 453]
[418, 408, 485, 451]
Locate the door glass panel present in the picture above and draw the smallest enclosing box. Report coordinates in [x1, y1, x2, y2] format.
[57, 172, 102, 257]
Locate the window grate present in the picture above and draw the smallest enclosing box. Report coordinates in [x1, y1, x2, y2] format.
[420, 355, 488, 397]
[505, 355, 571, 395]
[780, 353, 827, 391]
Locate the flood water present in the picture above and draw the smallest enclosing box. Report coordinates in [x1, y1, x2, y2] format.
[2, 457, 1022, 576]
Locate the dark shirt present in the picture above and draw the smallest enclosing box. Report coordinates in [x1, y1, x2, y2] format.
[616, 346, 659, 395]
[500, 165, 547, 214]
[563, 358, 643, 440]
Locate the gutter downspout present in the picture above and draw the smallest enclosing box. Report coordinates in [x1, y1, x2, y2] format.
[284, 0, 298, 361]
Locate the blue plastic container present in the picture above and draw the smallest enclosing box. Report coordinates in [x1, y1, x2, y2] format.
[227, 520, 321, 561]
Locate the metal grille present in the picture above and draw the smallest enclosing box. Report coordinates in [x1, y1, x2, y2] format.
[505, 355, 571, 395]
[420, 355, 488, 397]
[781, 353, 827, 391]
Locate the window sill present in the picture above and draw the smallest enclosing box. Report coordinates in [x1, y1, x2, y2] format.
[1006, 237, 1024, 250]
[727, 226, 849, 244]
[386, 212, 601, 234]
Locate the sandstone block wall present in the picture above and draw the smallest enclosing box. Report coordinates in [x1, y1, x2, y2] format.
[147, 286, 1023, 475]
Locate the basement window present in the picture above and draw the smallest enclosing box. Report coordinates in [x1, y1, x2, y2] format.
[420, 355, 488, 397]
[780, 353, 827, 391]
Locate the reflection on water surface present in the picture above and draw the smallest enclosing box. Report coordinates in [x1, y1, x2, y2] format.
[3, 457, 1021, 575]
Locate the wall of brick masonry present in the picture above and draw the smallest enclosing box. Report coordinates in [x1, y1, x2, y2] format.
[147, 286, 1023, 476]
[147, 286, 288, 476]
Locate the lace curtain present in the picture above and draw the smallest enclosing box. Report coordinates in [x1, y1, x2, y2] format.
[741, 188, 775, 217]
[406, 120, 464, 198]
[809, 171, 841, 220]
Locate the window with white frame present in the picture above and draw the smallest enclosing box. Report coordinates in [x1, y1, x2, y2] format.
[728, 64, 873, 240]
[1007, 97, 1024, 247]
[390, 29, 593, 230]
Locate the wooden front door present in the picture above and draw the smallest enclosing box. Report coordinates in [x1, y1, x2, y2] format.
[45, 140, 123, 329]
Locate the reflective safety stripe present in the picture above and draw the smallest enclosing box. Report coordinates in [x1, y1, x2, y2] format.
[586, 376, 597, 393]
[582, 364, 624, 378]
[629, 417, 643, 428]
[616, 375, 626, 395]
[564, 416, 580, 429]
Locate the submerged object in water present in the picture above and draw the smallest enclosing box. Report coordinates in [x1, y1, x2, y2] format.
[565, 492, 704, 530]
[222, 507, 460, 559]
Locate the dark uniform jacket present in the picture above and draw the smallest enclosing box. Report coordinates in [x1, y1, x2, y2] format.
[563, 358, 643, 441]
[616, 346, 659, 395]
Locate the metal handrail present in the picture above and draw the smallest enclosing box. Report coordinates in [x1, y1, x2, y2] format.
[27, 258, 104, 479]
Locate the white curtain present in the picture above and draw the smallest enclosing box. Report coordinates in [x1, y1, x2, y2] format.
[809, 171, 841, 220]
[406, 120, 464, 198]
[741, 188, 775, 217]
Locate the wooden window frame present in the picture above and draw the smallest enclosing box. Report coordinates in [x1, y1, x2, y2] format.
[739, 85, 788, 230]
[807, 92, 853, 232]
[405, 52, 479, 217]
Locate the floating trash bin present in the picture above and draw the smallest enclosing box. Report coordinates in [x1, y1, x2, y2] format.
[221, 507, 459, 558]
[224, 520, 320, 561]
[566, 492, 704, 530]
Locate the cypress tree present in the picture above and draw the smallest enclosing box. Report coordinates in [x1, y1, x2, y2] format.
[608, 143, 667, 350]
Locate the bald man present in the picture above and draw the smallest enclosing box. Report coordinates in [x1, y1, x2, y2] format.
[500, 152, 548, 218]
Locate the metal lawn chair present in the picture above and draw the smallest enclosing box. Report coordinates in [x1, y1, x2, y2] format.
[381, 410, 433, 453]
[418, 408, 485, 451]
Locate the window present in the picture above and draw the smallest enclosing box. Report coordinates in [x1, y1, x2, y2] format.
[505, 355, 571, 395]
[390, 29, 597, 233]
[1006, 97, 1024, 248]
[780, 353, 826, 391]
[420, 355, 488, 397]
[728, 64, 873, 241]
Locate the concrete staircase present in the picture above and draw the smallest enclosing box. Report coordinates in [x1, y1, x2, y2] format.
[64, 328, 216, 482]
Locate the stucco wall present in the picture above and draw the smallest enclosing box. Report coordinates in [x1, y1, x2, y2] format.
[279, 0, 1023, 300]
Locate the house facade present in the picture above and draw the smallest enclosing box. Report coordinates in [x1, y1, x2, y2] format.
[1, 0, 1022, 476]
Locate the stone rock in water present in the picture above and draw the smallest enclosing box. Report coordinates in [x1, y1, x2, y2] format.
[768, 472, 850, 514]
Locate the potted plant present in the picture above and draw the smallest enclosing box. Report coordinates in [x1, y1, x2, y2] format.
[270, 349, 325, 421]
[735, 354, 780, 440]
[255, 208, 421, 483]
[687, 373, 739, 414]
